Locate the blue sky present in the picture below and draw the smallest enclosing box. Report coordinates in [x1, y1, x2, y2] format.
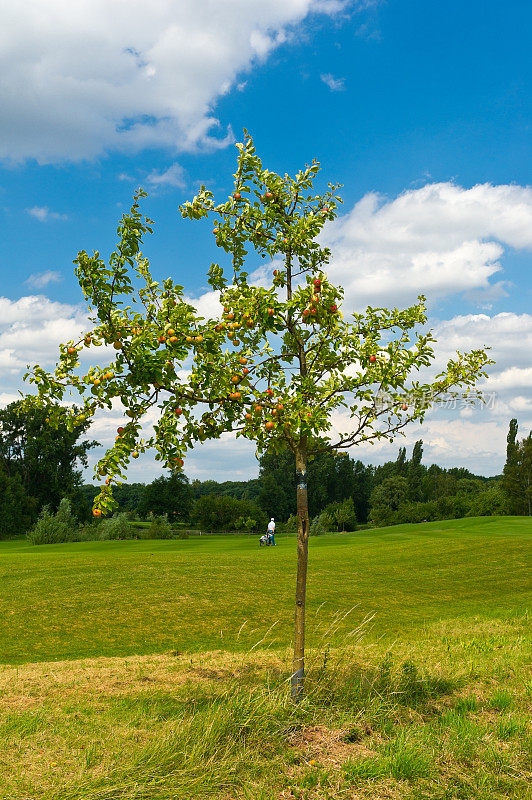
[1, 0, 531, 481]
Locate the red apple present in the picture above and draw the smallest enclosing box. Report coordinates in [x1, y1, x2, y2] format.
[401, 404, 408, 411]
[265, 421, 274, 431]
[234, 192, 241, 200]
[329, 304, 338, 313]
[242, 367, 249, 376]
[117, 427, 124, 434]
[267, 308, 274, 316]
[369, 355, 377, 363]
[174, 408, 183, 416]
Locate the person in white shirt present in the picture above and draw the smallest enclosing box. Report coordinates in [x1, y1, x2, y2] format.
[267, 518, 276, 546]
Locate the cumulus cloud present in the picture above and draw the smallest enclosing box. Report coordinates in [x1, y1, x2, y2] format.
[25, 270, 61, 290]
[431, 312, 532, 376]
[0, 0, 348, 163]
[321, 73, 345, 91]
[26, 206, 68, 222]
[323, 182, 532, 309]
[147, 162, 186, 191]
[0, 296, 89, 380]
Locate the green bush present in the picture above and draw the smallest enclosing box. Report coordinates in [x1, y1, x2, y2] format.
[77, 521, 102, 541]
[143, 514, 173, 539]
[99, 513, 136, 540]
[310, 512, 330, 536]
[282, 514, 298, 534]
[27, 498, 78, 545]
[192, 494, 267, 532]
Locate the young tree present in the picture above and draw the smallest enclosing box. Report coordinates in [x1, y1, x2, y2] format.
[26, 136, 490, 700]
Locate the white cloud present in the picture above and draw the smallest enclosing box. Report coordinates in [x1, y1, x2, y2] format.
[0, 296, 89, 380]
[321, 73, 345, 91]
[0, 0, 348, 163]
[147, 162, 186, 190]
[432, 312, 532, 376]
[324, 182, 532, 309]
[25, 270, 61, 290]
[27, 206, 68, 222]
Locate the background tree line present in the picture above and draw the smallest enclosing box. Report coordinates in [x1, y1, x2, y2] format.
[1, 401, 529, 537]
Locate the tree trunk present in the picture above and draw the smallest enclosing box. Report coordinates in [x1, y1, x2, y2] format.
[292, 446, 309, 701]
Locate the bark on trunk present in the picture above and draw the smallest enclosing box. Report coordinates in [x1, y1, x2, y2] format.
[292, 446, 309, 701]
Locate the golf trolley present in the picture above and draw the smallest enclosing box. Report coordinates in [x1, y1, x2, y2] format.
[259, 532, 274, 547]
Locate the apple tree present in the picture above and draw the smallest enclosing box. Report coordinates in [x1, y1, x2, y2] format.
[25, 138, 491, 700]
[178, 135, 491, 697]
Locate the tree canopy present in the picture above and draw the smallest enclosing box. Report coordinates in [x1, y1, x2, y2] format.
[0, 401, 96, 525]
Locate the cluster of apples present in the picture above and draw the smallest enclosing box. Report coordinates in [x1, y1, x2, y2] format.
[215, 306, 259, 343]
[241, 388, 285, 434]
[89, 368, 115, 387]
[301, 277, 338, 322]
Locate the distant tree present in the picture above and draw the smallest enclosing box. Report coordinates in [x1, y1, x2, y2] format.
[502, 419, 526, 514]
[352, 459, 372, 524]
[258, 449, 295, 521]
[191, 478, 261, 501]
[138, 473, 193, 520]
[80, 482, 146, 515]
[0, 462, 37, 538]
[407, 440, 424, 502]
[323, 497, 356, 531]
[455, 478, 483, 495]
[522, 433, 532, 517]
[369, 475, 409, 526]
[114, 483, 146, 512]
[395, 446, 407, 475]
[466, 482, 508, 517]
[0, 401, 96, 519]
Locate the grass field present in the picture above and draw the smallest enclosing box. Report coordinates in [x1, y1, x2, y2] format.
[0, 517, 530, 799]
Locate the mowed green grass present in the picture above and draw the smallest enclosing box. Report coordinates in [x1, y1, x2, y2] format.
[0, 516, 530, 664]
[0, 517, 530, 800]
